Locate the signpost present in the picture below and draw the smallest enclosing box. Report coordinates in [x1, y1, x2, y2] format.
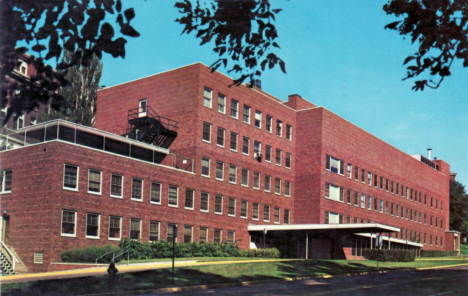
[172, 225, 178, 284]
[463, 237, 466, 263]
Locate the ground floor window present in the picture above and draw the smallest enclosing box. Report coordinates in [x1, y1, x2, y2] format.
[184, 225, 193, 243]
[61, 210, 76, 236]
[109, 216, 121, 240]
[130, 219, 141, 240]
[86, 213, 100, 238]
[149, 221, 160, 241]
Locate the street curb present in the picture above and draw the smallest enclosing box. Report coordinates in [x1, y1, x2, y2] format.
[416, 262, 468, 270]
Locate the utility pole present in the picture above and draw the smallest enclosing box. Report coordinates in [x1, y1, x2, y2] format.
[172, 225, 178, 285]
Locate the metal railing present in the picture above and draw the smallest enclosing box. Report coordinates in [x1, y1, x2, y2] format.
[113, 250, 129, 265]
[127, 106, 179, 132]
[95, 250, 115, 264]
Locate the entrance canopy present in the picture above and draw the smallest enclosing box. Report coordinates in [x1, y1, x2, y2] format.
[248, 223, 400, 235]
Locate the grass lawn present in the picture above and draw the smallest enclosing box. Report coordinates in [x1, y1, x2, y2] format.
[3, 258, 467, 296]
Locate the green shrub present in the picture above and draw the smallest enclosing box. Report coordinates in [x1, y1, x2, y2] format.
[239, 248, 280, 258]
[362, 249, 416, 262]
[420, 250, 459, 257]
[61, 245, 120, 263]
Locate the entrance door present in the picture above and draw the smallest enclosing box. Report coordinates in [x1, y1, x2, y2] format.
[138, 99, 147, 117]
[1, 215, 10, 242]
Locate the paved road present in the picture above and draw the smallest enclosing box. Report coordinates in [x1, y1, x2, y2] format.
[150, 265, 468, 296]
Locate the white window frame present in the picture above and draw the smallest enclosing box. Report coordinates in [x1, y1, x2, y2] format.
[264, 175, 271, 192]
[231, 99, 239, 119]
[108, 216, 122, 241]
[185, 189, 195, 210]
[326, 155, 344, 175]
[286, 124, 293, 141]
[241, 168, 249, 187]
[274, 207, 280, 224]
[215, 161, 224, 181]
[215, 195, 223, 214]
[266, 115, 273, 133]
[201, 157, 210, 177]
[253, 172, 260, 190]
[276, 120, 283, 137]
[149, 221, 160, 242]
[87, 169, 102, 195]
[216, 127, 225, 147]
[61, 210, 77, 237]
[228, 197, 236, 217]
[242, 137, 250, 155]
[275, 177, 281, 195]
[218, 93, 226, 113]
[285, 180, 291, 197]
[85, 213, 100, 239]
[150, 181, 162, 204]
[285, 153, 292, 169]
[200, 192, 209, 212]
[265, 145, 272, 162]
[325, 183, 344, 202]
[202, 122, 211, 143]
[240, 200, 248, 219]
[0, 170, 12, 193]
[254, 110, 262, 128]
[110, 173, 123, 198]
[63, 164, 79, 191]
[243, 105, 251, 124]
[230, 132, 238, 151]
[252, 203, 259, 220]
[229, 165, 237, 184]
[168, 185, 179, 207]
[130, 218, 142, 240]
[203, 87, 212, 108]
[131, 178, 143, 202]
[361, 194, 365, 208]
[263, 205, 270, 222]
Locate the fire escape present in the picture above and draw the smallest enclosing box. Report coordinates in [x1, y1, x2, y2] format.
[125, 105, 178, 149]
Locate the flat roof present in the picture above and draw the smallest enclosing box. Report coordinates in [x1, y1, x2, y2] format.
[248, 223, 400, 233]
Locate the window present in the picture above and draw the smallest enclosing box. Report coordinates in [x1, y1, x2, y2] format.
[254, 141, 262, 155]
[15, 115, 24, 129]
[227, 231, 235, 244]
[184, 225, 193, 243]
[240, 201, 248, 218]
[88, 169, 102, 194]
[347, 190, 352, 204]
[215, 195, 223, 214]
[243, 105, 251, 123]
[168, 185, 178, 206]
[354, 192, 359, 206]
[396, 205, 400, 217]
[276, 149, 282, 166]
[275, 178, 281, 195]
[201, 157, 210, 177]
[214, 229, 222, 243]
[230, 132, 238, 151]
[396, 183, 399, 195]
[63, 164, 78, 190]
[265, 145, 272, 162]
[276, 120, 283, 137]
[367, 196, 372, 209]
[150, 182, 161, 204]
[217, 128, 225, 147]
[86, 213, 100, 238]
[185, 189, 194, 209]
[130, 219, 141, 240]
[0, 170, 12, 193]
[379, 200, 384, 213]
[149, 221, 160, 241]
[284, 210, 290, 224]
[231, 99, 239, 118]
[374, 174, 378, 187]
[218, 94, 226, 113]
[110, 174, 123, 198]
[229, 165, 237, 184]
[266, 115, 273, 132]
[286, 124, 292, 141]
[274, 207, 280, 223]
[109, 216, 121, 240]
[354, 166, 359, 181]
[326, 155, 344, 174]
[199, 227, 208, 242]
[242, 137, 250, 155]
[385, 202, 389, 214]
[347, 164, 352, 178]
[391, 181, 394, 193]
[264, 205, 270, 221]
[285, 181, 291, 197]
[228, 198, 236, 216]
[138, 99, 147, 116]
[131, 178, 143, 201]
[385, 179, 389, 191]
[325, 212, 342, 224]
[253, 172, 260, 189]
[374, 198, 378, 211]
[30, 116, 37, 125]
[361, 169, 365, 183]
[241, 168, 249, 186]
[202, 122, 211, 142]
[255, 110, 262, 128]
[380, 177, 384, 190]
[285, 153, 291, 169]
[167, 223, 177, 243]
[216, 161, 224, 180]
[361, 194, 365, 208]
[264, 175, 271, 192]
[252, 203, 259, 220]
[61, 210, 76, 236]
[325, 183, 344, 202]
[200, 192, 209, 212]
[203, 87, 212, 108]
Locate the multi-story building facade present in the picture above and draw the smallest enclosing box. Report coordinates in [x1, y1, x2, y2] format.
[0, 63, 459, 273]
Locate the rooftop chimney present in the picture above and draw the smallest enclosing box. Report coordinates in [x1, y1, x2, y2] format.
[253, 79, 261, 89]
[427, 148, 432, 160]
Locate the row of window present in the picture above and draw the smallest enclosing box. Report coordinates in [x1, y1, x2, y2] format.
[324, 211, 444, 247]
[202, 122, 292, 168]
[63, 165, 291, 219]
[201, 158, 291, 196]
[203, 87, 293, 140]
[325, 182, 444, 228]
[61, 210, 236, 243]
[325, 155, 443, 211]
[0, 170, 12, 193]
[0, 108, 37, 129]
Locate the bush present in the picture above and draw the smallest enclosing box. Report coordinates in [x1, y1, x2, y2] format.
[420, 250, 459, 257]
[61, 245, 120, 263]
[362, 249, 416, 262]
[239, 248, 280, 258]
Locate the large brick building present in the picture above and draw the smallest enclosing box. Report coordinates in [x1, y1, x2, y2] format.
[0, 63, 460, 273]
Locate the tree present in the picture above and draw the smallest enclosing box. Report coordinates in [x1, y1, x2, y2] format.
[40, 50, 103, 126]
[1, 0, 284, 125]
[449, 180, 468, 238]
[383, 0, 468, 91]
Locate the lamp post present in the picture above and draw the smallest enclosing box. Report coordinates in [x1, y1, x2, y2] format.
[172, 225, 178, 285]
[463, 236, 466, 263]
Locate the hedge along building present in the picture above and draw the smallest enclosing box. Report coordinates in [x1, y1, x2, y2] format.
[0, 63, 459, 273]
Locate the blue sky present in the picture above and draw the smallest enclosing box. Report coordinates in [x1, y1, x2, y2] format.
[98, 0, 468, 187]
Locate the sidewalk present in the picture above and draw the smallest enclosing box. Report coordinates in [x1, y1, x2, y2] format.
[1, 259, 290, 284]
